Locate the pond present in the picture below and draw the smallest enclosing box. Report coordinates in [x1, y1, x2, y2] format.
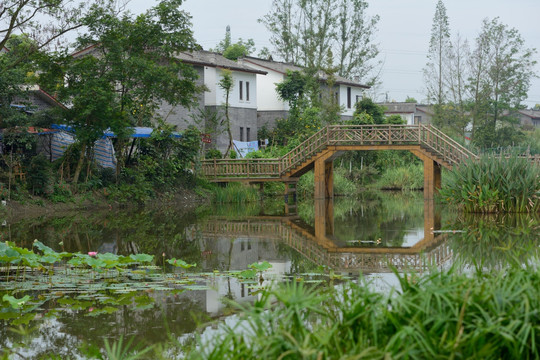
[1, 191, 538, 358]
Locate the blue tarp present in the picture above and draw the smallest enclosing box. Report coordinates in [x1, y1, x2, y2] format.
[50, 124, 182, 138]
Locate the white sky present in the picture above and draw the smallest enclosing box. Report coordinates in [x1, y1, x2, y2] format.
[129, 0, 540, 107]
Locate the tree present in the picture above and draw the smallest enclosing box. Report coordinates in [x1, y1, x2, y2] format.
[467, 18, 536, 148]
[335, 0, 380, 83]
[43, 0, 201, 183]
[0, 0, 88, 70]
[260, 0, 380, 83]
[423, 0, 451, 126]
[258, 0, 298, 63]
[218, 69, 234, 157]
[212, 26, 256, 60]
[405, 96, 417, 103]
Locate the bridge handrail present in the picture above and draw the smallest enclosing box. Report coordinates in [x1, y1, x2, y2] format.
[201, 158, 282, 179]
[419, 125, 477, 165]
[280, 126, 329, 174]
[201, 124, 485, 179]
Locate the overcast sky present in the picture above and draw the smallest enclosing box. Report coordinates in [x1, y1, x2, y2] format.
[131, 0, 540, 107]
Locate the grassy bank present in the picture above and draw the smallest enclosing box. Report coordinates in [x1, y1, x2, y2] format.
[188, 263, 540, 359]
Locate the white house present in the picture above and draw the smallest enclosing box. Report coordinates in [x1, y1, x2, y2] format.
[238, 56, 370, 129]
[158, 51, 267, 152]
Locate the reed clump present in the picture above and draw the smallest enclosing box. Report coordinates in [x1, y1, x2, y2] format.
[440, 155, 540, 213]
[212, 183, 260, 203]
[188, 264, 540, 359]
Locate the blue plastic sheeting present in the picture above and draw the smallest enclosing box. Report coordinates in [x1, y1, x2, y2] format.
[50, 124, 181, 138]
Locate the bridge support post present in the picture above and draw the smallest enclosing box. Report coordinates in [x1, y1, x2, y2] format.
[315, 198, 334, 240]
[284, 182, 298, 215]
[423, 159, 441, 200]
[314, 158, 334, 199]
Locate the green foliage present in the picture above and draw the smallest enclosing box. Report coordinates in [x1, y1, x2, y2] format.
[49, 182, 74, 203]
[27, 155, 53, 195]
[440, 155, 540, 213]
[189, 264, 540, 359]
[297, 167, 357, 198]
[212, 183, 259, 204]
[205, 149, 222, 159]
[376, 164, 424, 190]
[353, 97, 386, 124]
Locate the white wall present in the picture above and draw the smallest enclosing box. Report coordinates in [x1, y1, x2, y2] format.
[340, 85, 366, 117]
[243, 62, 289, 111]
[209, 69, 258, 109]
[203, 66, 217, 106]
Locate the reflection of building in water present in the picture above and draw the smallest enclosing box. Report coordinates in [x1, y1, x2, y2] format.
[193, 228, 291, 315]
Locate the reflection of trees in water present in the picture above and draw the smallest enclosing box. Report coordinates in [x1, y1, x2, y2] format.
[276, 242, 318, 275]
[449, 213, 540, 269]
[298, 191, 425, 247]
[0, 208, 203, 267]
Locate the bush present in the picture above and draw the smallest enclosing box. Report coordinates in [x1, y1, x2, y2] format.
[27, 155, 53, 195]
[376, 164, 424, 190]
[440, 155, 540, 213]
[188, 264, 540, 359]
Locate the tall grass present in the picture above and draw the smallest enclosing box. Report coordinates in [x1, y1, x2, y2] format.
[440, 155, 540, 213]
[375, 164, 424, 190]
[187, 264, 540, 359]
[297, 168, 358, 198]
[212, 183, 260, 203]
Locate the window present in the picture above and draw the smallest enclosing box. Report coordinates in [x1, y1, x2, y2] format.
[414, 116, 422, 125]
[356, 95, 361, 104]
[347, 87, 351, 108]
[240, 127, 244, 141]
[246, 81, 250, 101]
[239, 80, 243, 100]
[246, 127, 251, 142]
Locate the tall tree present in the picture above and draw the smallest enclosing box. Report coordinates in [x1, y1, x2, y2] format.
[260, 0, 379, 83]
[423, 0, 451, 126]
[259, 0, 298, 63]
[0, 0, 88, 70]
[335, 0, 380, 83]
[212, 25, 256, 60]
[218, 69, 234, 157]
[43, 0, 201, 183]
[444, 33, 470, 135]
[468, 18, 536, 147]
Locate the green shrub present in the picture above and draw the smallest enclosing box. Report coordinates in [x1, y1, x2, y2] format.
[27, 155, 53, 195]
[188, 264, 540, 360]
[205, 149, 222, 159]
[212, 183, 259, 203]
[376, 164, 423, 190]
[440, 155, 540, 213]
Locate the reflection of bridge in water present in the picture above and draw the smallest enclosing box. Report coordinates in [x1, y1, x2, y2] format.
[201, 200, 452, 273]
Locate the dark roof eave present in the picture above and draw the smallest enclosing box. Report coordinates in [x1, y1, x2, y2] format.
[179, 58, 267, 75]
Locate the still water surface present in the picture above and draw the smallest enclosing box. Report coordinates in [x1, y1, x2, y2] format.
[1, 191, 538, 358]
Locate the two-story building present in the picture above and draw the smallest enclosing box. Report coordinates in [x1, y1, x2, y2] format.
[156, 51, 267, 152]
[238, 56, 370, 130]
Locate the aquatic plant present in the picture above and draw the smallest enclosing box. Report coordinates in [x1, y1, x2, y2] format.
[188, 263, 540, 359]
[212, 183, 260, 203]
[440, 155, 540, 213]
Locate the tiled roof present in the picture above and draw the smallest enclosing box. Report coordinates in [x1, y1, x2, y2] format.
[175, 51, 267, 75]
[518, 109, 540, 119]
[379, 102, 417, 113]
[240, 56, 370, 89]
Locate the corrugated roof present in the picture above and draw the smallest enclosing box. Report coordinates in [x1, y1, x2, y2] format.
[240, 56, 370, 89]
[518, 109, 540, 119]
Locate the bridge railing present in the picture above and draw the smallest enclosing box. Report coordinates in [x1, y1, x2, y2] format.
[419, 124, 477, 165]
[201, 124, 481, 179]
[200, 158, 282, 179]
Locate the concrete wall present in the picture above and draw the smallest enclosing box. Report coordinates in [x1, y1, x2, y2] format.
[206, 106, 258, 153]
[156, 66, 205, 131]
[339, 85, 365, 117]
[257, 110, 289, 130]
[242, 62, 288, 111]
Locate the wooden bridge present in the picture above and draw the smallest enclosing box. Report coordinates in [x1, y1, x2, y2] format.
[201, 124, 477, 199]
